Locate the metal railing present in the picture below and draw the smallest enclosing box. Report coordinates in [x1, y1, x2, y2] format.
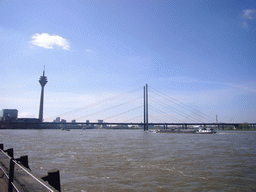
[0, 144, 60, 192]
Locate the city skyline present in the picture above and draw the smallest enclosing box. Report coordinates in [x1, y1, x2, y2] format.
[1, 1, 256, 123]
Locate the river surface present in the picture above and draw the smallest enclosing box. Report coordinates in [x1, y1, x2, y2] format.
[0, 129, 256, 192]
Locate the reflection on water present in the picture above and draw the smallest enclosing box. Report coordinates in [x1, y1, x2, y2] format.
[0, 129, 256, 191]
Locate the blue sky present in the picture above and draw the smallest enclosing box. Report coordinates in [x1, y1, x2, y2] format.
[1, 0, 255, 123]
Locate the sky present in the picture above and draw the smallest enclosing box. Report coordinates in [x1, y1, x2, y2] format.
[0, 0, 256, 123]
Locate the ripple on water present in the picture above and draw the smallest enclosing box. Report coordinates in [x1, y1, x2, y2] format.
[0, 129, 255, 191]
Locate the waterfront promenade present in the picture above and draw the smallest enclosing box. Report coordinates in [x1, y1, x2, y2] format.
[0, 145, 59, 192]
[0, 175, 8, 191]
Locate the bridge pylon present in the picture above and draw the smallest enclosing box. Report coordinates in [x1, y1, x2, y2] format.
[144, 84, 148, 131]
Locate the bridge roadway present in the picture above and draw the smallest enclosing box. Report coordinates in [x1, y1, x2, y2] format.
[9, 122, 256, 127]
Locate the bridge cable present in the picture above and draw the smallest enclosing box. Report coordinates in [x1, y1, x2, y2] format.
[149, 97, 203, 123]
[149, 105, 184, 123]
[47, 86, 143, 121]
[76, 96, 143, 121]
[149, 87, 215, 122]
[150, 116, 167, 124]
[149, 89, 210, 122]
[150, 87, 215, 122]
[104, 106, 143, 121]
[123, 115, 143, 123]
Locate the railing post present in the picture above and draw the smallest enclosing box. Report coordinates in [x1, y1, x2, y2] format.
[8, 158, 15, 192]
[0, 143, 3, 150]
[42, 170, 61, 191]
[15, 155, 30, 170]
[4, 148, 14, 158]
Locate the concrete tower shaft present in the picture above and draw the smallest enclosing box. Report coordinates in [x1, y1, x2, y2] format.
[38, 67, 48, 122]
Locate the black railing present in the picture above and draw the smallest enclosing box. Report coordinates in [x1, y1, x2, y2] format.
[0, 144, 60, 192]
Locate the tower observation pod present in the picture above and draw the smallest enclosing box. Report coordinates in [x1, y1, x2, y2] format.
[38, 66, 48, 122]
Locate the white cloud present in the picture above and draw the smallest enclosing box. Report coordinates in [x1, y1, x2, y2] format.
[242, 9, 256, 19]
[31, 33, 70, 50]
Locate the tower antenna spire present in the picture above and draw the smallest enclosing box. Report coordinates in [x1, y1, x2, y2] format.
[43, 65, 45, 76]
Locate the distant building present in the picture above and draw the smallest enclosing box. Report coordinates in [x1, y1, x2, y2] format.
[71, 120, 76, 123]
[52, 117, 62, 128]
[82, 120, 95, 129]
[97, 120, 104, 128]
[0, 109, 18, 121]
[98, 120, 103, 123]
[53, 117, 61, 123]
[16, 118, 39, 123]
[61, 119, 66, 123]
[111, 124, 128, 129]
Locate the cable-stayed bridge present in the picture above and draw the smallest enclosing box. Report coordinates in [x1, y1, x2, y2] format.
[5, 69, 255, 130]
[42, 84, 255, 130]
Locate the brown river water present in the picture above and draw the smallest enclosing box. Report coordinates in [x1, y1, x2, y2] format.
[0, 129, 255, 192]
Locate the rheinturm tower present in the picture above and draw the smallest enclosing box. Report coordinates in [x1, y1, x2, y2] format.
[38, 66, 48, 122]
